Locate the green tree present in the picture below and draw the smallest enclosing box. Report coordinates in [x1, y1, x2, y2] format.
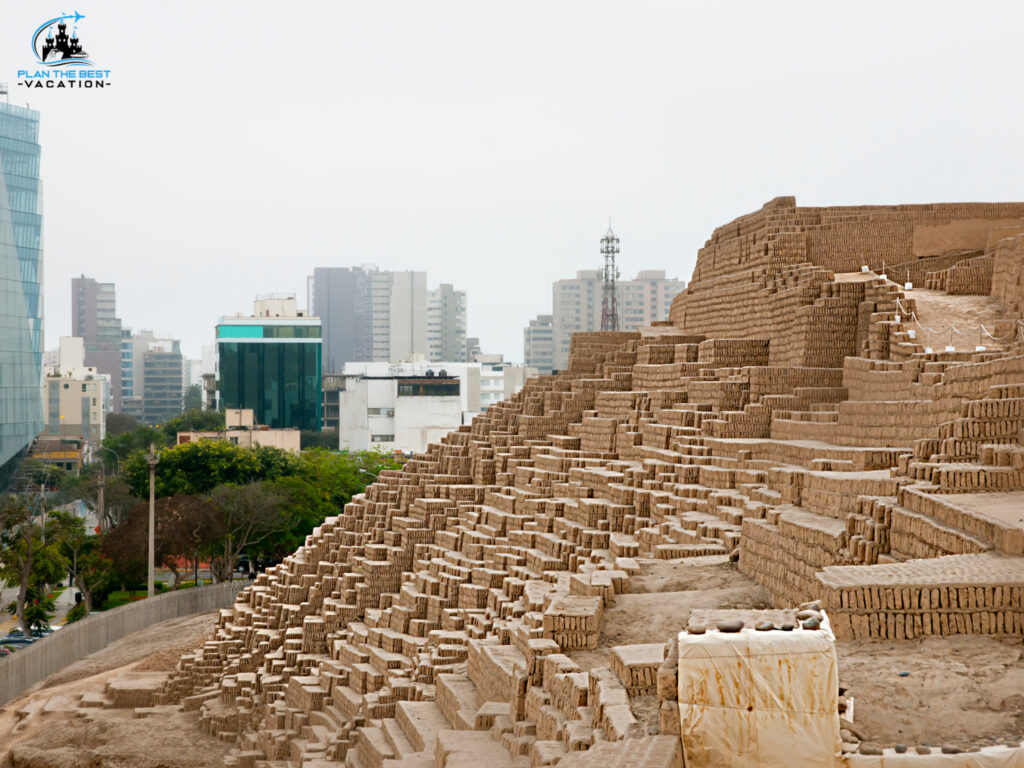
[296, 448, 402, 509]
[50, 510, 113, 614]
[123, 441, 300, 498]
[182, 384, 203, 412]
[8, 584, 57, 633]
[0, 496, 67, 634]
[103, 426, 168, 468]
[106, 412, 139, 436]
[204, 482, 292, 581]
[160, 409, 225, 443]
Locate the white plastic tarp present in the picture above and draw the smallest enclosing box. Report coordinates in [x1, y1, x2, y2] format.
[677, 615, 843, 768]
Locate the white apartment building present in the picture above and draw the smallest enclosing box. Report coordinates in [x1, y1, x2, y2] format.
[337, 371, 463, 454]
[551, 269, 686, 370]
[337, 360, 534, 453]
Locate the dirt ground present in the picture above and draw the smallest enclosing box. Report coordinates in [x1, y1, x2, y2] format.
[839, 635, 1024, 748]
[0, 612, 228, 768]
[905, 286, 1011, 351]
[573, 555, 1024, 747]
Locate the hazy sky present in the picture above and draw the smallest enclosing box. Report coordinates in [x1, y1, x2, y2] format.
[4, 1, 1024, 362]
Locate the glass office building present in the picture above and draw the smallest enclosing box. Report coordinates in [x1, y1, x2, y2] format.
[217, 318, 322, 431]
[0, 102, 43, 471]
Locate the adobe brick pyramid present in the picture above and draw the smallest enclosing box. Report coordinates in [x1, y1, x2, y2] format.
[156, 197, 1024, 766]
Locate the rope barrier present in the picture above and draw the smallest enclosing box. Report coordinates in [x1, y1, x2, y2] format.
[892, 297, 1024, 350]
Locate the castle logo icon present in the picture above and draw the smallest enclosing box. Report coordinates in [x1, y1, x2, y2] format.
[31, 12, 94, 67]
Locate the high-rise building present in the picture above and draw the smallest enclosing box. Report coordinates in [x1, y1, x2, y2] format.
[523, 314, 555, 374]
[217, 296, 322, 431]
[0, 102, 44, 473]
[310, 267, 466, 369]
[386, 270, 428, 363]
[310, 266, 377, 372]
[427, 283, 467, 362]
[551, 269, 686, 370]
[119, 329, 184, 425]
[142, 339, 184, 425]
[72, 275, 123, 410]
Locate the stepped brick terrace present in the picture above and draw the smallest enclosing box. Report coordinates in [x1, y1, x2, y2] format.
[9, 197, 1024, 766]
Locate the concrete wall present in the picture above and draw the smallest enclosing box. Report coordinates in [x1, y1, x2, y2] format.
[338, 377, 370, 451]
[394, 394, 463, 453]
[388, 271, 428, 362]
[0, 580, 246, 708]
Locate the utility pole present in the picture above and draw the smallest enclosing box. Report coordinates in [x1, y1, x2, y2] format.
[146, 443, 159, 597]
[97, 462, 105, 533]
[600, 224, 620, 331]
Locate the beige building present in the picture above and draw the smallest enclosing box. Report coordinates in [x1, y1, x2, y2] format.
[551, 269, 685, 370]
[176, 409, 301, 453]
[42, 337, 110, 449]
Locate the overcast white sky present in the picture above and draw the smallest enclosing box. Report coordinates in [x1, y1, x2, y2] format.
[4, 1, 1024, 362]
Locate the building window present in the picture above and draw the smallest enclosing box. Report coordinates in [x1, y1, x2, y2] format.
[397, 381, 459, 397]
[371, 434, 394, 442]
[367, 407, 395, 417]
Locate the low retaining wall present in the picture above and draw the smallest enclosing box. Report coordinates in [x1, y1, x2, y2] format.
[0, 580, 247, 708]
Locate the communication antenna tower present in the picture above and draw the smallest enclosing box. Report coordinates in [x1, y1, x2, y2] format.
[600, 223, 620, 331]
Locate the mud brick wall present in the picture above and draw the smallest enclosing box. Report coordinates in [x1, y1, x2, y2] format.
[800, 470, 904, 519]
[925, 254, 994, 295]
[542, 595, 603, 650]
[992, 234, 1024, 317]
[738, 509, 847, 606]
[673, 197, 1024, 369]
[899, 486, 1024, 555]
[818, 553, 1024, 640]
[697, 338, 770, 368]
[744, 366, 844, 400]
[609, 643, 664, 697]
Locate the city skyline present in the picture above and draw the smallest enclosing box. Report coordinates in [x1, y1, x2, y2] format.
[7, 2, 1024, 362]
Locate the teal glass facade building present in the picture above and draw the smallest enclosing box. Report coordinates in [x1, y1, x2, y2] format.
[0, 102, 43, 471]
[217, 319, 322, 431]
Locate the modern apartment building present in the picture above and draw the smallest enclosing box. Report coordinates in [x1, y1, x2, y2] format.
[427, 283, 467, 362]
[216, 296, 322, 431]
[71, 275, 123, 410]
[120, 330, 184, 425]
[309, 266, 468, 369]
[551, 269, 686, 370]
[523, 314, 555, 374]
[142, 340, 184, 425]
[0, 102, 44, 473]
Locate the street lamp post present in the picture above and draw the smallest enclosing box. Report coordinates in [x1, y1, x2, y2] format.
[146, 443, 159, 598]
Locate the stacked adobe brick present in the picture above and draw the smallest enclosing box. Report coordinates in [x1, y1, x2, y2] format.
[149, 198, 1024, 767]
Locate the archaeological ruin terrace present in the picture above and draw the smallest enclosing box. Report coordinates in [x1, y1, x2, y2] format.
[7, 196, 1024, 768]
